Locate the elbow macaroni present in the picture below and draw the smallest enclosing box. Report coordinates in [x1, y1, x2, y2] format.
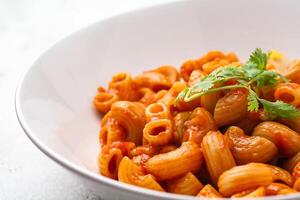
[101, 101, 146, 145]
[182, 107, 216, 144]
[253, 121, 300, 157]
[225, 126, 277, 164]
[166, 172, 203, 195]
[197, 184, 222, 198]
[201, 130, 236, 185]
[214, 89, 248, 127]
[118, 157, 164, 191]
[145, 141, 203, 181]
[274, 83, 300, 107]
[218, 163, 292, 197]
[143, 119, 173, 146]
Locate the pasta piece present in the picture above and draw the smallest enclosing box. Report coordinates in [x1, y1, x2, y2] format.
[294, 178, 300, 192]
[225, 126, 277, 164]
[245, 187, 266, 198]
[138, 89, 169, 108]
[253, 121, 300, 157]
[101, 101, 146, 145]
[157, 82, 185, 112]
[292, 162, 300, 191]
[166, 172, 203, 195]
[214, 89, 248, 127]
[145, 103, 170, 122]
[101, 141, 135, 156]
[174, 98, 202, 113]
[99, 142, 135, 179]
[159, 81, 201, 112]
[293, 164, 300, 192]
[173, 111, 191, 144]
[293, 162, 300, 180]
[155, 65, 180, 84]
[218, 163, 293, 197]
[265, 183, 297, 195]
[284, 152, 300, 173]
[280, 114, 300, 134]
[137, 88, 157, 106]
[129, 144, 160, 158]
[131, 154, 151, 166]
[197, 51, 226, 65]
[202, 52, 239, 74]
[274, 83, 300, 107]
[155, 89, 169, 101]
[258, 85, 276, 101]
[197, 184, 222, 198]
[231, 187, 265, 198]
[138, 89, 170, 112]
[159, 145, 177, 154]
[98, 148, 123, 179]
[285, 60, 300, 84]
[134, 66, 179, 91]
[93, 89, 119, 113]
[99, 118, 126, 145]
[187, 69, 207, 86]
[180, 51, 227, 81]
[203, 60, 239, 75]
[118, 157, 164, 191]
[180, 60, 202, 81]
[160, 81, 185, 101]
[143, 119, 173, 146]
[134, 71, 169, 91]
[201, 130, 236, 185]
[233, 110, 265, 134]
[182, 107, 216, 144]
[145, 141, 203, 180]
[109, 73, 139, 101]
[268, 165, 293, 186]
[202, 59, 231, 74]
[200, 91, 222, 114]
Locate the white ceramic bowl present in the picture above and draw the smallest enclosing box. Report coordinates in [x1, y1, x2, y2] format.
[15, 0, 300, 199]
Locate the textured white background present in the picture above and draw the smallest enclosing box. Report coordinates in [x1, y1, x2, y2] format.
[0, 1, 174, 199]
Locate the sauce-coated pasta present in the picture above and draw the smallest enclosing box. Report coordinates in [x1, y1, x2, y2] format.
[94, 49, 300, 198]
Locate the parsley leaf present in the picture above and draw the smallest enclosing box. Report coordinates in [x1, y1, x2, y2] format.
[242, 61, 262, 79]
[210, 65, 244, 79]
[259, 99, 300, 119]
[254, 71, 279, 87]
[248, 48, 268, 70]
[242, 48, 285, 87]
[247, 89, 259, 112]
[190, 78, 215, 93]
[242, 48, 268, 80]
[190, 66, 243, 93]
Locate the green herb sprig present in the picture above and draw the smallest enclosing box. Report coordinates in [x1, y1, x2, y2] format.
[176, 48, 300, 119]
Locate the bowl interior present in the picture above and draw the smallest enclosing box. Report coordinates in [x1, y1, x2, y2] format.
[17, 0, 300, 195]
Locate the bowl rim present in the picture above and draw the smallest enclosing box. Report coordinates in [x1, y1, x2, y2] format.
[14, 1, 300, 199]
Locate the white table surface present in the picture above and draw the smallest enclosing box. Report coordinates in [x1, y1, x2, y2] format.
[0, 1, 174, 199]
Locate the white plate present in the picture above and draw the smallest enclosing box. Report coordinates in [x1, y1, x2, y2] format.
[15, 0, 300, 199]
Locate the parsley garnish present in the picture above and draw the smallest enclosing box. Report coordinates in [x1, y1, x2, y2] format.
[176, 48, 300, 119]
[259, 99, 300, 120]
[247, 89, 259, 112]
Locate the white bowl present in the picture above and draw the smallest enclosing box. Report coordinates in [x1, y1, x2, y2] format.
[15, 0, 300, 199]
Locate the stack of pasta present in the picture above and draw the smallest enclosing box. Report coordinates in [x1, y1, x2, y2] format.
[93, 49, 300, 198]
